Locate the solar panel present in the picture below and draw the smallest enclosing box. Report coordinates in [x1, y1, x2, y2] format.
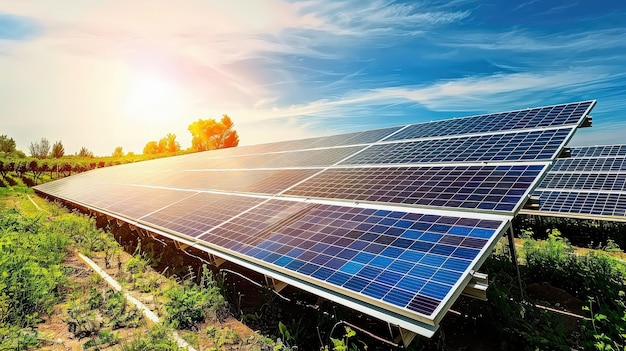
[33, 100, 594, 340]
[285, 165, 546, 213]
[523, 144, 626, 220]
[198, 201, 506, 319]
[341, 128, 572, 165]
[386, 101, 593, 141]
[533, 190, 626, 217]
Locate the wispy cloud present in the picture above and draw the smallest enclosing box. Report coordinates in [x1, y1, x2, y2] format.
[299, 0, 470, 36]
[438, 27, 626, 53]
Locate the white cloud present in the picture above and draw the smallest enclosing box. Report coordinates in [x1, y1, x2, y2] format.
[243, 69, 617, 119]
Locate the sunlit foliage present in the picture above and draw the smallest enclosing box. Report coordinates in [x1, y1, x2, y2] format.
[188, 115, 239, 151]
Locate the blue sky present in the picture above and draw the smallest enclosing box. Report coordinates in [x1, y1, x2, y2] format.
[0, 0, 624, 156]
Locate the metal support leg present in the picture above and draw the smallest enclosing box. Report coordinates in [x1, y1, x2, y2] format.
[507, 226, 524, 296]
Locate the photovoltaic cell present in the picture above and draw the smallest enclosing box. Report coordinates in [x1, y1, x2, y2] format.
[534, 190, 626, 217]
[196, 200, 504, 318]
[386, 101, 593, 141]
[285, 165, 545, 212]
[341, 128, 571, 165]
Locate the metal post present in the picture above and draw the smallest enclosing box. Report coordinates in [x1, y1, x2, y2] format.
[507, 226, 524, 296]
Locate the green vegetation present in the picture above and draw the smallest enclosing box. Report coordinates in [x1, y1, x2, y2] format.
[470, 230, 626, 351]
[164, 265, 226, 330]
[0, 196, 69, 348]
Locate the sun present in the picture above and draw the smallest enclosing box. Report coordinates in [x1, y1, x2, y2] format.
[122, 70, 182, 123]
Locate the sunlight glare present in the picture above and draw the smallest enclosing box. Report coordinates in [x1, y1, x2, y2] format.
[122, 70, 182, 123]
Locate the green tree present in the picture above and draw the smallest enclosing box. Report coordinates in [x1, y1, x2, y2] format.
[188, 115, 239, 152]
[51, 140, 65, 158]
[112, 146, 124, 158]
[0, 135, 17, 154]
[78, 146, 93, 158]
[28, 137, 50, 159]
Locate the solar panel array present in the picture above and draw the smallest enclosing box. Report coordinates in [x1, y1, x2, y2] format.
[525, 144, 626, 219]
[33, 100, 595, 338]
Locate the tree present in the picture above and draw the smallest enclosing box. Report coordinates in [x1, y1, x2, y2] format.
[188, 115, 239, 152]
[143, 141, 159, 155]
[157, 138, 167, 153]
[144, 133, 181, 155]
[28, 137, 50, 159]
[78, 147, 93, 158]
[0, 135, 16, 154]
[51, 140, 65, 158]
[164, 133, 180, 153]
[112, 146, 124, 158]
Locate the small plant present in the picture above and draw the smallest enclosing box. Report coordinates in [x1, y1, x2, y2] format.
[276, 321, 297, 350]
[328, 326, 366, 351]
[165, 265, 225, 330]
[65, 299, 101, 338]
[102, 290, 143, 329]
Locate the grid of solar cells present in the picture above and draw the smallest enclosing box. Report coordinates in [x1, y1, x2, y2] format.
[140, 193, 266, 238]
[202, 202, 504, 317]
[104, 187, 197, 219]
[540, 173, 626, 192]
[261, 136, 329, 153]
[570, 145, 626, 158]
[385, 101, 593, 141]
[535, 191, 626, 217]
[285, 165, 545, 212]
[148, 169, 320, 195]
[188, 146, 363, 169]
[35, 180, 133, 210]
[341, 128, 571, 165]
[549, 157, 626, 172]
[310, 126, 403, 148]
[198, 199, 314, 250]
